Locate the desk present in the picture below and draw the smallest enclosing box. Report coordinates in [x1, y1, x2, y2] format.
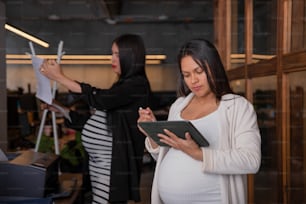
[54, 173, 83, 204]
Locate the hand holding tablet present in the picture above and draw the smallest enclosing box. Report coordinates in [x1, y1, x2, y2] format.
[138, 120, 209, 147]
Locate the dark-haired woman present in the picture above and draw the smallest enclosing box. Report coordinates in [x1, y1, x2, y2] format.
[41, 34, 152, 204]
[138, 39, 261, 204]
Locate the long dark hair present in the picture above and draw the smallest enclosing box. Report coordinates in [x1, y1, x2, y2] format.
[112, 34, 147, 82]
[177, 39, 233, 100]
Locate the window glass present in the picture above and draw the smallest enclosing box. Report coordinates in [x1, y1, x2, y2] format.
[287, 71, 306, 203]
[290, 0, 306, 51]
[253, 0, 277, 62]
[252, 76, 279, 203]
[231, 0, 245, 69]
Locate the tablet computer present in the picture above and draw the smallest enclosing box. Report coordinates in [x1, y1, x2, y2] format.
[138, 120, 209, 147]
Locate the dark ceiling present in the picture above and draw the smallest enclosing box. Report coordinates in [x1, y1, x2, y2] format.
[2, 0, 276, 63]
[4, 0, 214, 61]
[5, 0, 212, 24]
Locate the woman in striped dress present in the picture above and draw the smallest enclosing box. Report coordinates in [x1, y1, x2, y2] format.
[40, 34, 152, 204]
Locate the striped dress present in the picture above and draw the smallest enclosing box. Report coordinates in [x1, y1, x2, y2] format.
[81, 110, 113, 204]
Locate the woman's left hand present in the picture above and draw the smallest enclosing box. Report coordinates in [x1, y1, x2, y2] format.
[158, 129, 203, 161]
[40, 59, 64, 81]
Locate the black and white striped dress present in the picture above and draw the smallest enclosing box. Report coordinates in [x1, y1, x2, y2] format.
[81, 110, 113, 204]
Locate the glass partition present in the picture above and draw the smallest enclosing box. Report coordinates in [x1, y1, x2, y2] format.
[253, 0, 277, 62]
[231, 0, 245, 69]
[290, 0, 306, 51]
[287, 71, 306, 203]
[252, 76, 279, 204]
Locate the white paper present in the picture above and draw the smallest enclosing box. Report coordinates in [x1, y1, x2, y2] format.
[51, 103, 72, 123]
[31, 56, 53, 104]
[0, 148, 8, 162]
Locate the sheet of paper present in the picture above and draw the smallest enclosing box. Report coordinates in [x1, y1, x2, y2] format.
[51, 103, 72, 122]
[31, 56, 53, 104]
[0, 148, 8, 162]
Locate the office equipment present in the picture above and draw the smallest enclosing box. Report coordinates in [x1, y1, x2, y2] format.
[0, 150, 59, 198]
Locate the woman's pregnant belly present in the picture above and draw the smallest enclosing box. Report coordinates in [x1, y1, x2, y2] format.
[158, 148, 221, 204]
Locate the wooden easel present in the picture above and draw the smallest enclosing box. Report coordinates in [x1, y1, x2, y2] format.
[30, 41, 64, 155]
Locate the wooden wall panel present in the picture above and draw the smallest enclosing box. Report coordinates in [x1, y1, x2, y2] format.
[247, 58, 277, 77]
[291, 0, 305, 51]
[214, 0, 231, 70]
[283, 51, 306, 72]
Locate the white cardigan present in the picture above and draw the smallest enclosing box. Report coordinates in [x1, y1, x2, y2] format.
[145, 93, 261, 204]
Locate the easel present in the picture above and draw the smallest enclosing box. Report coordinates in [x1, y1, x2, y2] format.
[30, 41, 64, 155]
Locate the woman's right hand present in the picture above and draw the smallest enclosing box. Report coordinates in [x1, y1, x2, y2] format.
[40, 100, 69, 113]
[41, 103, 60, 113]
[137, 107, 156, 123]
[137, 107, 159, 148]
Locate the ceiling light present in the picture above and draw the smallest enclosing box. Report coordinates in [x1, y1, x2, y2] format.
[4, 24, 50, 48]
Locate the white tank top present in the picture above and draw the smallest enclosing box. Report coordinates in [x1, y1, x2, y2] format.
[158, 109, 221, 204]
